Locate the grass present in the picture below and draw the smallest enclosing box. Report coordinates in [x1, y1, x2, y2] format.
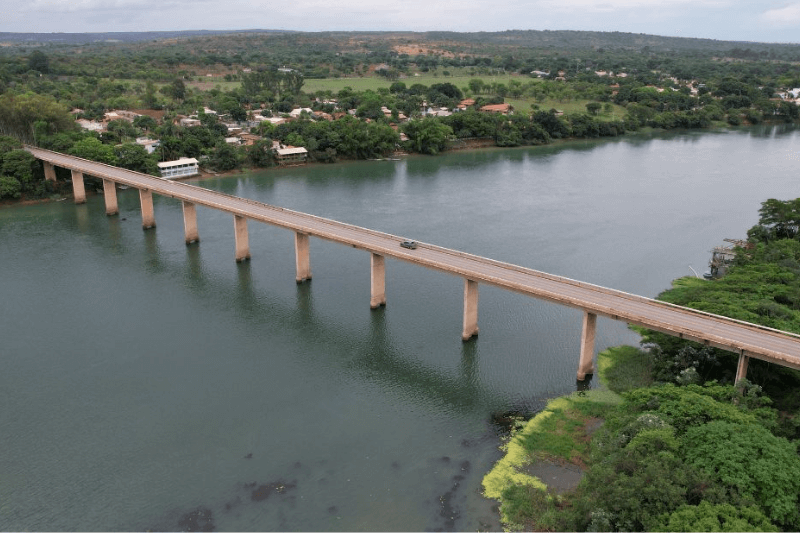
[482, 345, 653, 531]
[597, 345, 653, 393]
[301, 70, 530, 94]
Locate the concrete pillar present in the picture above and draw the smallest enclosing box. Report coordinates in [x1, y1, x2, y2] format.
[102, 179, 118, 215]
[234, 215, 250, 262]
[139, 189, 155, 229]
[182, 201, 199, 244]
[462, 279, 479, 341]
[295, 232, 311, 282]
[577, 311, 597, 380]
[43, 161, 57, 182]
[370, 253, 386, 308]
[735, 352, 750, 383]
[71, 169, 86, 204]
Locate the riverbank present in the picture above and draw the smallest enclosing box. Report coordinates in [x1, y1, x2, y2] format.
[481, 345, 651, 531]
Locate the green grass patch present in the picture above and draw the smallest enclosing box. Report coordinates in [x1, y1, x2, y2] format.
[482, 390, 620, 530]
[597, 345, 653, 393]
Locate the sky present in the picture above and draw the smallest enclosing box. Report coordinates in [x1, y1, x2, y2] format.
[2, 0, 800, 44]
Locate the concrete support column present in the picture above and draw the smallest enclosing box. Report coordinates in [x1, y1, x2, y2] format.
[43, 162, 57, 182]
[370, 253, 386, 309]
[182, 201, 199, 244]
[578, 311, 597, 380]
[102, 179, 118, 215]
[462, 279, 479, 341]
[295, 232, 311, 282]
[735, 352, 750, 383]
[71, 169, 86, 204]
[139, 189, 155, 229]
[234, 215, 250, 262]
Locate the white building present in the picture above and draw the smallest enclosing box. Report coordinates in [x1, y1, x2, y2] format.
[135, 137, 160, 154]
[157, 158, 199, 179]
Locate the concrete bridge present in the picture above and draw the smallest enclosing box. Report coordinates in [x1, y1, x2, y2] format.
[27, 146, 800, 382]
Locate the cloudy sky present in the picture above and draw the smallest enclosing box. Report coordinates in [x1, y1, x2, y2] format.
[3, 0, 800, 44]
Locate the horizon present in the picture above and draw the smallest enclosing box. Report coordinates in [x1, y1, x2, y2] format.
[3, 1, 800, 46]
[1, 27, 796, 47]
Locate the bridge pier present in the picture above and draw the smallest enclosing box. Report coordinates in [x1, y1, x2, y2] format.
[736, 352, 750, 383]
[577, 311, 597, 380]
[43, 161, 57, 182]
[70, 170, 86, 204]
[234, 215, 250, 262]
[295, 232, 311, 282]
[462, 279, 479, 340]
[182, 201, 199, 244]
[102, 179, 118, 215]
[139, 189, 156, 229]
[370, 253, 386, 308]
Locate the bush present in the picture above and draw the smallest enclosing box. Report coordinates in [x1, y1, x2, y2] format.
[656, 501, 777, 532]
[682, 421, 800, 527]
[0, 175, 21, 199]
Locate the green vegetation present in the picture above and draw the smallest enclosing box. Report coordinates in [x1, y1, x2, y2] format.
[484, 198, 800, 531]
[1, 29, 800, 202]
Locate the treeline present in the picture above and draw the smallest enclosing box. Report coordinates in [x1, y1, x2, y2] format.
[3, 30, 800, 201]
[493, 198, 800, 532]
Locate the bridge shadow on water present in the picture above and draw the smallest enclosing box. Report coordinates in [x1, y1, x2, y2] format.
[131, 213, 561, 418]
[68, 192, 594, 422]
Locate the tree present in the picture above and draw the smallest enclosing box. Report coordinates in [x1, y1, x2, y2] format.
[246, 139, 275, 168]
[114, 143, 159, 175]
[402, 118, 453, 155]
[27, 51, 50, 74]
[0, 92, 76, 144]
[105, 119, 137, 142]
[586, 102, 602, 115]
[755, 198, 800, 240]
[656, 501, 777, 532]
[683, 421, 800, 527]
[0, 175, 22, 199]
[208, 141, 241, 171]
[162, 79, 186, 102]
[68, 137, 117, 165]
[2, 150, 37, 191]
[133, 115, 157, 132]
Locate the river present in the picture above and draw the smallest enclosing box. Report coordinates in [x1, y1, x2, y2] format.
[1, 126, 798, 531]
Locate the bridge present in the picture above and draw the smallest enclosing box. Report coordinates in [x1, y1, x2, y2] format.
[26, 146, 800, 382]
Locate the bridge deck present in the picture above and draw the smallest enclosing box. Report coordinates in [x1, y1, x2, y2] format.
[26, 146, 800, 373]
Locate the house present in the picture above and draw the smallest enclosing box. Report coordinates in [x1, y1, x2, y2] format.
[76, 119, 104, 131]
[289, 107, 313, 119]
[457, 99, 476, 111]
[275, 147, 308, 165]
[105, 110, 140, 122]
[157, 158, 199, 179]
[135, 137, 160, 154]
[479, 103, 512, 115]
[180, 117, 201, 127]
[237, 133, 261, 146]
[225, 137, 242, 146]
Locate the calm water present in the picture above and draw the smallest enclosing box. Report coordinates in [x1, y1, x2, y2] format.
[1, 126, 798, 531]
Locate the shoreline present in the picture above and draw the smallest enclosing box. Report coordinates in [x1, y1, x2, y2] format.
[1, 123, 783, 208]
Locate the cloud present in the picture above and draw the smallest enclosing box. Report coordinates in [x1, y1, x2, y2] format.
[535, 0, 729, 11]
[760, 3, 800, 27]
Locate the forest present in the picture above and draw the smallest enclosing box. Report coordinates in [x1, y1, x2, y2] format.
[1, 29, 800, 201]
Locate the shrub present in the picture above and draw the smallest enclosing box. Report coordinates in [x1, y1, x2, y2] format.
[656, 501, 777, 532]
[0, 175, 21, 199]
[682, 421, 800, 527]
